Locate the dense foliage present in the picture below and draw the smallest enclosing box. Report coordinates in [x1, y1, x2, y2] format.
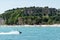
[0, 6, 60, 25]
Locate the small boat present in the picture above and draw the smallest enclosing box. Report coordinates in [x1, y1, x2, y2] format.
[0, 31, 22, 35]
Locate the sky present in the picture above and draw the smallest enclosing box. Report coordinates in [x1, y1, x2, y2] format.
[0, 0, 60, 14]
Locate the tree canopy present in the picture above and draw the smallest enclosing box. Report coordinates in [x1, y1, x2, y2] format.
[0, 6, 60, 25]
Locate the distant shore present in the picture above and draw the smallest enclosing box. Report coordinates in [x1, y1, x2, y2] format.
[0, 24, 60, 27]
[1, 6, 60, 25]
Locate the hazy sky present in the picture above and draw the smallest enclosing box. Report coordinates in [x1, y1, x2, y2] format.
[0, 0, 60, 13]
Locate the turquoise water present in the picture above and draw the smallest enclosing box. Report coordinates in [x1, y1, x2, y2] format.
[0, 27, 60, 40]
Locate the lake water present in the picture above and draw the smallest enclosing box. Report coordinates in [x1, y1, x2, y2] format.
[0, 26, 60, 40]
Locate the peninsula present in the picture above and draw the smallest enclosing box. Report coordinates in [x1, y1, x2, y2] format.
[0, 6, 60, 25]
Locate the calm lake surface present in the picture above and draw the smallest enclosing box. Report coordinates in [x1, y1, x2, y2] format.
[0, 26, 60, 40]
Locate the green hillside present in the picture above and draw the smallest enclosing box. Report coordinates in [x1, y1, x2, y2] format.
[0, 6, 60, 25]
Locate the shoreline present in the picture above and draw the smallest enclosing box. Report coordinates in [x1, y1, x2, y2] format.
[0, 24, 60, 27]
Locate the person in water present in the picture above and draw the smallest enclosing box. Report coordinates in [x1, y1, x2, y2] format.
[19, 31, 22, 34]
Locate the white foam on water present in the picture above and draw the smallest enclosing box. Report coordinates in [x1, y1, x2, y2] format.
[0, 31, 20, 35]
